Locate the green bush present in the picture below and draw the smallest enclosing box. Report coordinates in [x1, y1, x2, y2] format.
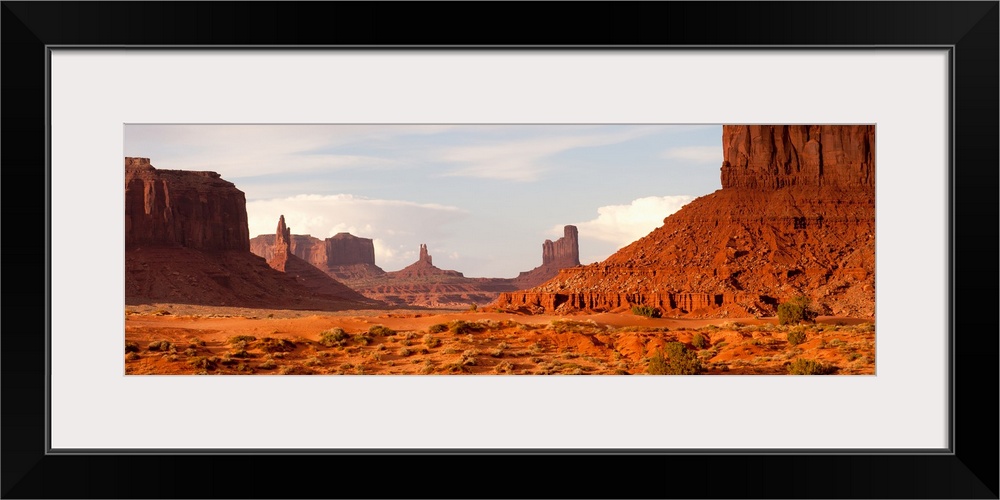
[257, 337, 296, 353]
[691, 333, 708, 349]
[787, 358, 836, 375]
[428, 323, 449, 334]
[319, 328, 348, 346]
[631, 305, 661, 318]
[786, 328, 807, 346]
[647, 342, 703, 375]
[777, 296, 817, 325]
[368, 325, 396, 337]
[147, 340, 173, 352]
[449, 320, 483, 335]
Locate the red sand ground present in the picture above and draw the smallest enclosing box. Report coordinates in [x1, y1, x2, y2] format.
[125, 304, 875, 375]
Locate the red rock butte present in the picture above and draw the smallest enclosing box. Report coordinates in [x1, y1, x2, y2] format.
[494, 125, 876, 318]
[250, 224, 583, 308]
[251, 230, 386, 280]
[125, 158, 378, 310]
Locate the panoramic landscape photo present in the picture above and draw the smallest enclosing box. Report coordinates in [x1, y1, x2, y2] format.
[124, 124, 875, 375]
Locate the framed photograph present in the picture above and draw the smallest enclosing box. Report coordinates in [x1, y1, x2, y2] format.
[3, 2, 996, 498]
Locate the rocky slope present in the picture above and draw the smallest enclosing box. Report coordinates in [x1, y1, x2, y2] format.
[124, 158, 379, 311]
[494, 125, 875, 318]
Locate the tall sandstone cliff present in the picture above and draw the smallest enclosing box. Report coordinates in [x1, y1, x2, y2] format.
[125, 158, 377, 310]
[494, 125, 875, 318]
[125, 157, 249, 250]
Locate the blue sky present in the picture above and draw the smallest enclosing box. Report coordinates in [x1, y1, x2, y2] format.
[125, 124, 723, 277]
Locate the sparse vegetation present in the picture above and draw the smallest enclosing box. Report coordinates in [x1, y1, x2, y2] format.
[147, 340, 173, 352]
[319, 328, 348, 346]
[369, 325, 395, 337]
[631, 305, 661, 318]
[786, 328, 807, 347]
[353, 333, 373, 345]
[691, 333, 708, 349]
[423, 334, 440, 348]
[125, 342, 140, 353]
[428, 323, 448, 334]
[787, 358, 836, 375]
[256, 337, 296, 353]
[227, 335, 257, 345]
[647, 342, 703, 375]
[777, 296, 817, 325]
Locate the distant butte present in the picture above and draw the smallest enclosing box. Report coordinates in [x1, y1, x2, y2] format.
[251, 226, 585, 308]
[494, 125, 876, 318]
[124, 158, 380, 311]
[251, 230, 386, 280]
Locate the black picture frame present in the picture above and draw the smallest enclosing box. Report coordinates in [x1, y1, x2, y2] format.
[3, 2, 997, 498]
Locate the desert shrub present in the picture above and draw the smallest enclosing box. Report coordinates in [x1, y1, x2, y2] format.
[303, 356, 323, 367]
[691, 333, 708, 349]
[258, 359, 277, 370]
[428, 323, 448, 334]
[467, 303, 478, 312]
[319, 328, 348, 346]
[147, 340, 173, 352]
[353, 333, 373, 345]
[631, 305, 661, 318]
[279, 365, 314, 375]
[847, 352, 861, 362]
[257, 337, 296, 353]
[125, 342, 140, 353]
[398, 347, 413, 357]
[423, 334, 440, 348]
[449, 320, 483, 335]
[777, 296, 817, 325]
[369, 325, 396, 337]
[227, 335, 257, 345]
[490, 348, 505, 358]
[460, 349, 478, 366]
[786, 328, 807, 347]
[228, 349, 251, 358]
[646, 342, 703, 375]
[787, 358, 836, 375]
[187, 356, 216, 370]
[125, 352, 140, 361]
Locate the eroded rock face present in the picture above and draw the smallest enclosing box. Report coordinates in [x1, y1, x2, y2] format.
[495, 125, 876, 318]
[251, 230, 384, 280]
[720, 125, 874, 189]
[249, 234, 325, 267]
[124, 161, 380, 310]
[327, 233, 377, 266]
[125, 157, 250, 251]
[513, 225, 582, 289]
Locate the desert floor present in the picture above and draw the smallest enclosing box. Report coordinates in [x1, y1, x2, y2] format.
[124, 304, 875, 375]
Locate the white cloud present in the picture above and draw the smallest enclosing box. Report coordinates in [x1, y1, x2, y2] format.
[246, 194, 467, 270]
[568, 195, 695, 249]
[125, 124, 456, 179]
[439, 127, 661, 182]
[661, 146, 722, 164]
